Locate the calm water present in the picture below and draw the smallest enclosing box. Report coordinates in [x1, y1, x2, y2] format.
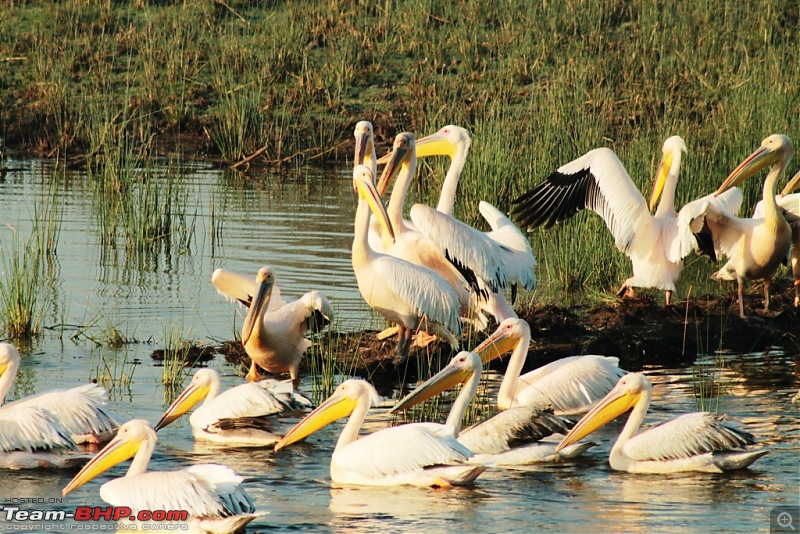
[0, 159, 798, 533]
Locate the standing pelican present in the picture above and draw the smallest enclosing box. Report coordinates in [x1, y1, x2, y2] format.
[473, 318, 625, 414]
[511, 136, 742, 305]
[376, 133, 487, 330]
[555, 373, 768, 473]
[409, 125, 536, 319]
[753, 169, 800, 307]
[691, 134, 794, 317]
[274, 379, 487, 487]
[0, 343, 119, 444]
[62, 420, 264, 532]
[390, 351, 596, 466]
[378, 132, 531, 319]
[154, 368, 312, 446]
[351, 165, 462, 361]
[213, 266, 333, 383]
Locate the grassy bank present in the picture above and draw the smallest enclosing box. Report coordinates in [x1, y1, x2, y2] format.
[1, 0, 798, 295]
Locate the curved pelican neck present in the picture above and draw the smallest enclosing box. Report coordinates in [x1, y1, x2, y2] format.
[761, 162, 790, 230]
[497, 331, 529, 410]
[610, 387, 651, 459]
[437, 141, 469, 218]
[0, 358, 18, 405]
[336, 393, 371, 451]
[127, 434, 156, 477]
[445, 366, 482, 436]
[653, 169, 679, 218]
[353, 198, 377, 267]
[387, 155, 416, 232]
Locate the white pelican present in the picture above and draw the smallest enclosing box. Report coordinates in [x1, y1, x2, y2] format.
[555, 373, 768, 473]
[473, 318, 625, 414]
[0, 343, 119, 444]
[511, 136, 743, 305]
[0, 402, 87, 469]
[376, 132, 487, 330]
[351, 165, 462, 362]
[154, 368, 312, 446]
[690, 134, 794, 317]
[213, 266, 333, 383]
[753, 169, 800, 307]
[379, 130, 535, 320]
[274, 378, 487, 487]
[412, 125, 537, 310]
[62, 420, 264, 533]
[390, 351, 596, 466]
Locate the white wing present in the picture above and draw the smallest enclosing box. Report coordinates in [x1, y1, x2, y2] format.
[100, 464, 255, 517]
[479, 201, 536, 290]
[623, 412, 757, 462]
[336, 424, 473, 480]
[370, 255, 462, 339]
[511, 148, 648, 253]
[672, 188, 743, 262]
[0, 404, 74, 452]
[9, 383, 120, 440]
[211, 268, 286, 310]
[192, 381, 302, 429]
[410, 203, 507, 295]
[753, 193, 800, 218]
[690, 201, 758, 261]
[458, 406, 570, 454]
[515, 355, 626, 414]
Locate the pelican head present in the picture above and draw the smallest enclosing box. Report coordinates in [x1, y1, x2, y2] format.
[413, 125, 471, 161]
[62, 419, 155, 496]
[377, 132, 415, 196]
[554, 373, 649, 453]
[649, 135, 687, 211]
[716, 134, 795, 196]
[241, 266, 275, 348]
[389, 351, 481, 414]
[472, 317, 530, 365]
[354, 165, 395, 242]
[353, 121, 375, 170]
[154, 368, 219, 431]
[274, 379, 379, 451]
[781, 168, 800, 197]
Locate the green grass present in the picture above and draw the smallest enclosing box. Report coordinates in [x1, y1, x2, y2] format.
[0, 0, 797, 299]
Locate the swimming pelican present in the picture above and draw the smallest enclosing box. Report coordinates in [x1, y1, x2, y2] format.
[62, 420, 264, 532]
[511, 136, 742, 305]
[154, 368, 312, 446]
[407, 125, 536, 319]
[213, 266, 333, 383]
[473, 318, 625, 414]
[390, 351, 596, 466]
[691, 134, 794, 317]
[555, 373, 768, 473]
[0, 343, 119, 444]
[274, 378, 487, 487]
[351, 165, 462, 362]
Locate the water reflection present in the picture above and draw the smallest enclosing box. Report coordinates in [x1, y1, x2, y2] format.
[0, 160, 798, 533]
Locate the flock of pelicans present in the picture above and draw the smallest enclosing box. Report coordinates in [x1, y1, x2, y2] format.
[2, 122, 800, 533]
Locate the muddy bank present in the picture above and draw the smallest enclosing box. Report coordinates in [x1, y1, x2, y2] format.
[207, 286, 798, 395]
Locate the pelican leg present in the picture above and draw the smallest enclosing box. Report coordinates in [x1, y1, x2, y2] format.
[763, 279, 771, 313]
[794, 279, 799, 307]
[616, 284, 635, 299]
[665, 289, 673, 306]
[736, 276, 746, 319]
[245, 360, 262, 382]
[393, 325, 412, 365]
